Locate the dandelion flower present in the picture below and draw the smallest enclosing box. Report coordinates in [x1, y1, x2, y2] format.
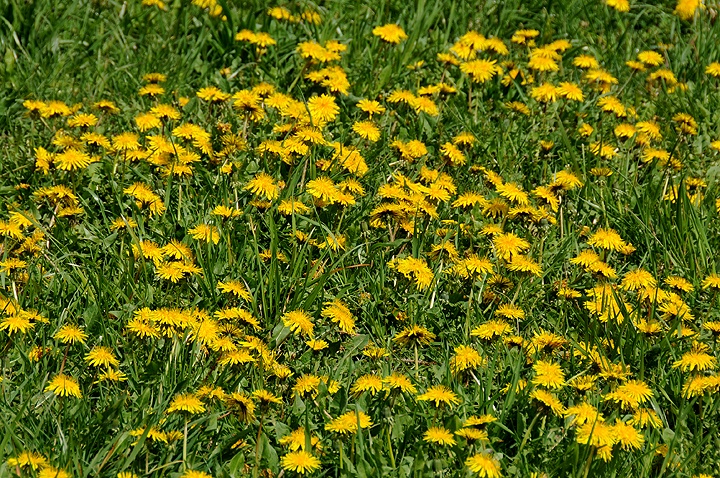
[637, 50, 664, 66]
[23, 100, 47, 114]
[673, 350, 717, 372]
[532, 360, 566, 389]
[278, 199, 310, 215]
[452, 254, 493, 279]
[530, 83, 558, 103]
[573, 55, 600, 69]
[217, 280, 251, 300]
[564, 402, 604, 425]
[471, 320, 512, 340]
[557, 82, 584, 101]
[417, 385, 461, 407]
[450, 345, 484, 374]
[528, 56, 559, 72]
[245, 172, 280, 200]
[167, 393, 206, 414]
[465, 453, 502, 477]
[511, 29, 540, 44]
[112, 132, 140, 151]
[40, 100, 72, 117]
[85, 346, 120, 368]
[306, 177, 340, 203]
[226, 392, 256, 422]
[282, 310, 314, 337]
[461, 59, 502, 83]
[38, 466, 70, 478]
[424, 426, 456, 446]
[612, 420, 645, 450]
[391, 257, 434, 289]
[109, 217, 138, 231]
[372, 24, 407, 44]
[587, 228, 626, 251]
[0, 315, 34, 334]
[352, 120, 381, 142]
[621, 268, 656, 291]
[218, 349, 255, 366]
[351, 374, 384, 396]
[321, 299, 355, 334]
[493, 232, 530, 260]
[98, 369, 128, 383]
[150, 104, 181, 120]
[155, 262, 186, 282]
[67, 113, 98, 128]
[507, 255, 542, 276]
[393, 324, 436, 347]
[306, 339, 328, 351]
[383, 373, 417, 394]
[45, 374, 82, 398]
[252, 389, 282, 406]
[177, 471, 213, 478]
[575, 421, 616, 447]
[496, 182, 529, 205]
[356, 99, 386, 116]
[134, 112, 162, 131]
[7, 451, 48, 470]
[530, 389, 565, 415]
[197, 86, 231, 102]
[663, 276, 692, 292]
[606, 0, 630, 11]
[54, 149, 95, 171]
[614, 123, 636, 139]
[307, 94, 339, 125]
[629, 408, 662, 429]
[706, 62, 720, 77]
[604, 380, 653, 409]
[189, 224, 220, 244]
[506, 101, 531, 115]
[94, 100, 120, 113]
[589, 142, 617, 159]
[636, 121, 662, 140]
[702, 274, 720, 290]
[281, 450, 321, 474]
[325, 410, 372, 434]
[674, 0, 704, 20]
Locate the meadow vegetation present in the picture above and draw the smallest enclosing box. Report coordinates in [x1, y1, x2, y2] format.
[2, 0, 720, 476]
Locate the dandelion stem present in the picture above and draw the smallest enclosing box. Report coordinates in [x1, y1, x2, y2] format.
[517, 412, 541, 457]
[465, 285, 474, 338]
[59, 344, 70, 375]
[339, 440, 344, 471]
[177, 182, 182, 223]
[581, 446, 595, 478]
[254, 412, 265, 476]
[183, 418, 188, 471]
[386, 426, 396, 469]
[414, 345, 419, 375]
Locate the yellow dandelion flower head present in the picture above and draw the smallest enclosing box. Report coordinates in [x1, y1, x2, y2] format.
[532, 360, 566, 389]
[167, 393, 206, 414]
[307, 94, 340, 125]
[372, 24, 408, 44]
[416, 385, 461, 407]
[424, 426, 456, 446]
[85, 346, 120, 368]
[674, 0, 704, 20]
[465, 452, 502, 477]
[282, 310, 314, 337]
[280, 450, 322, 474]
[45, 374, 82, 398]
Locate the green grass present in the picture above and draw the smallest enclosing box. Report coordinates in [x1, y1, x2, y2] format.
[2, 0, 720, 477]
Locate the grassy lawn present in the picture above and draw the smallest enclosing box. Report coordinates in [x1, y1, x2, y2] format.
[2, 0, 720, 476]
